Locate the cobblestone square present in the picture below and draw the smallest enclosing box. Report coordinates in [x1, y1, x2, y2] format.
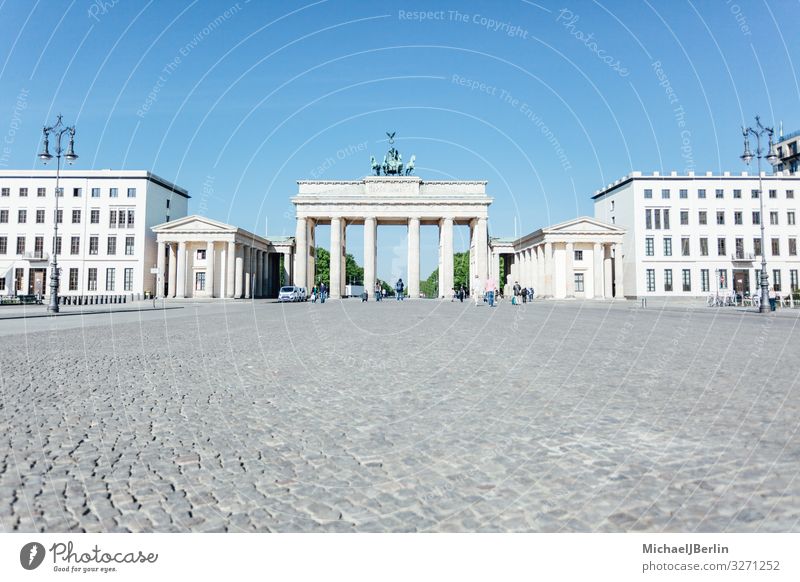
[1, 299, 798, 532]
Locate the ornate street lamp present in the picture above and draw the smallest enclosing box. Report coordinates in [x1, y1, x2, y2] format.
[740, 116, 778, 313]
[38, 115, 78, 313]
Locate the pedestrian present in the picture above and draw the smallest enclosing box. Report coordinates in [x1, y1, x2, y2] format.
[485, 276, 497, 307]
[375, 281, 382, 302]
[382, 288, 387, 299]
[311, 286, 317, 303]
[769, 286, 777, 311]
[395, 278, 404, 300]
[459, 285, 465, 303]
[320, 282, 326, 304]
[472, 275, 483, 306]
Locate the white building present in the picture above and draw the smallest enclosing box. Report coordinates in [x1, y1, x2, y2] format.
[0, 170, 188, 298]
[593, 171, 800, 298]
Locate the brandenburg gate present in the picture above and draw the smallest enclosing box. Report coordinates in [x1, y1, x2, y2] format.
[291, 135, 492, 298]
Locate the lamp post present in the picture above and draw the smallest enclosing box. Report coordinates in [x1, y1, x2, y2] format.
[38, 115, 78, 313]
[741, 115, 778, 313]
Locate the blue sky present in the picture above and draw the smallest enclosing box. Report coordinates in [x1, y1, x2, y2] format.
[1, 0, 798, 280]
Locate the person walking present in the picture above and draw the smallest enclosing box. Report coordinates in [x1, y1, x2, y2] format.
[769, 286, 777, 311]
[395, 278, 404, 301]
[320, 282, 326, 304]
[485, 276, 497, 307]
[472, 275, 483, 306]
[374, 281, 382, 302]
[458, 285, 465, 303]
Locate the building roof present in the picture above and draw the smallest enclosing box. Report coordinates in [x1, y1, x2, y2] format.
[0, 169, 190, 198]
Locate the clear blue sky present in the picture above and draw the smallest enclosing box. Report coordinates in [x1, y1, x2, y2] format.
[1, 0, 798, 280]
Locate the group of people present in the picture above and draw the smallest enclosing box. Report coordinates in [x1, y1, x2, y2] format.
[310, 282, 327, 303]
[511, 281, 535, 304]
[362, 278, 405, 302]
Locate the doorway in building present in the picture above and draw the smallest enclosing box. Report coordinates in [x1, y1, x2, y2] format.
[29, 268, 46, 296]
[733, 269, 750, 296]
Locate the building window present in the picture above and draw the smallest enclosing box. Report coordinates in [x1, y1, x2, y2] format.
[791, 270, 798, 292]
[91, 188, 100, 198]
[752, 211, 760, 225]
[70, 236, 80, 255]
[574, 250, 583, 261]
[72, 209, 81, 223]
[679, 189, 688, 199]
[716, 211, 725, 225]
[700, 237, 708, 256]
[769, 189, 777, 199]
[34, 236, 43, 258]
[735, 238, 744, 259]
[715, 189, 724, 199]
[701, 269, 710, 292]
[56, 209, 62, 224]
[90, 209, 100, 224]
[771, 238, 780, 256]
[770, 211, 779, 225]
[574, 273, 584, 292]
[663, 209, 670, 229]
[73, 188, 82, 197]
[127, 210, 135, 228]
[790, 238, 797, 256]
[773, 270, 782, 292]
[125, 236, 134, 256]
[645, 237, 654, 256]
[644, 188, 652, 199]
[0, 278, 4, 291]
[53, 236, 61, 255]
[755, 269, 761, 288]
[14, 268, 22, 291]
[682, 269, 691, 292]
[664, 269, 673, 292]
[0, 236, 6, 254]
[662, 189, 670, 199]
[752, 189, 759, 199]
[18, 209, 26, 223]
[733, 189, 742, 199]
[16, 236, 25, 254]
[719, 269, 728, 289]
[195, 272, 206, 291]
[109, 210, 117, 227]
[89, 236, 99, 255]
[698, 189, 706, 199]
[1, 187, 8, 196]
[0, 209, 7, 223]
[734, 211, 742, 225]
[646, 269, 655, 292]
[754, 238, 762, 256]
[680, 210, 688, 225]
[663, 237, 672, 256]
[109, 188, 118, 198]
[36, 209, 45, 223]
[88, 268, 97, 291]
[69, 268, 79, 291]
[681, 237, 690, 256]
[127, 188, 136, 198]
[788, 190, 795, 199]
[699, 211, 707, 225]
[37, 187, 45, 197]
[654, 209, 662, 229]
[717, 237, 726, 256]
[197, 249, 206, 260]
[124, 268, 134, 291]
[19, 187, 27, 197]
[788, 211, 796, 225]
[645, 209, 652, 229]
[106, 268, 115, 291]
[118, 210, 125, 228]
[107, 236, 117, 255]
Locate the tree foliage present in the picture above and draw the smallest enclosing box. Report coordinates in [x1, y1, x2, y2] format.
[311, 247, 365, 288]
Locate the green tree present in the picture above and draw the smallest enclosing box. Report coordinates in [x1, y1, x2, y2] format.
[313, 247, 330, 288]
[345, 253, 364, 285]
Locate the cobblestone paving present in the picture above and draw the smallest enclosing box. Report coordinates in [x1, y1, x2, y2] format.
[1, 299, 799, 532]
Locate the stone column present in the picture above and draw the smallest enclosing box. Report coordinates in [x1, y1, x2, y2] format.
[408, 217, 420, 299]
[593, 243, 604, 299]
[364, 216, 377, 296]
[439, 217, 454, 298]
[565, 242, 574, 298]
[475, 217, 488, 282]
[282, 250, 291, 288]
[294, 217, 307, 290]
[307, 219, 316, 291]
[168, 242, 177, 297]
[603, 251, 613, 300]
[491, 251, 501, 289]
[235, 244, 244, 298]
[176, 241, 187, 298]
[206, 241, 215, 298]
[156, 241, 166, 298]
[255, 250, 263, 298]
[536, 245, 544, 293]
[330, 216, 343, 299]
[340, 222, 347, 295]
[261, 251, 268, 298]
[244, 246, 252, 299]
[544, 241, 553, 298]
[226, 241, 236, 298]
[613, 243, 624, 298]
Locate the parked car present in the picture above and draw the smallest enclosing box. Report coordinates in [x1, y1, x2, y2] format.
[278, 286, 302, 302]
[298, 287, 308, 302]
